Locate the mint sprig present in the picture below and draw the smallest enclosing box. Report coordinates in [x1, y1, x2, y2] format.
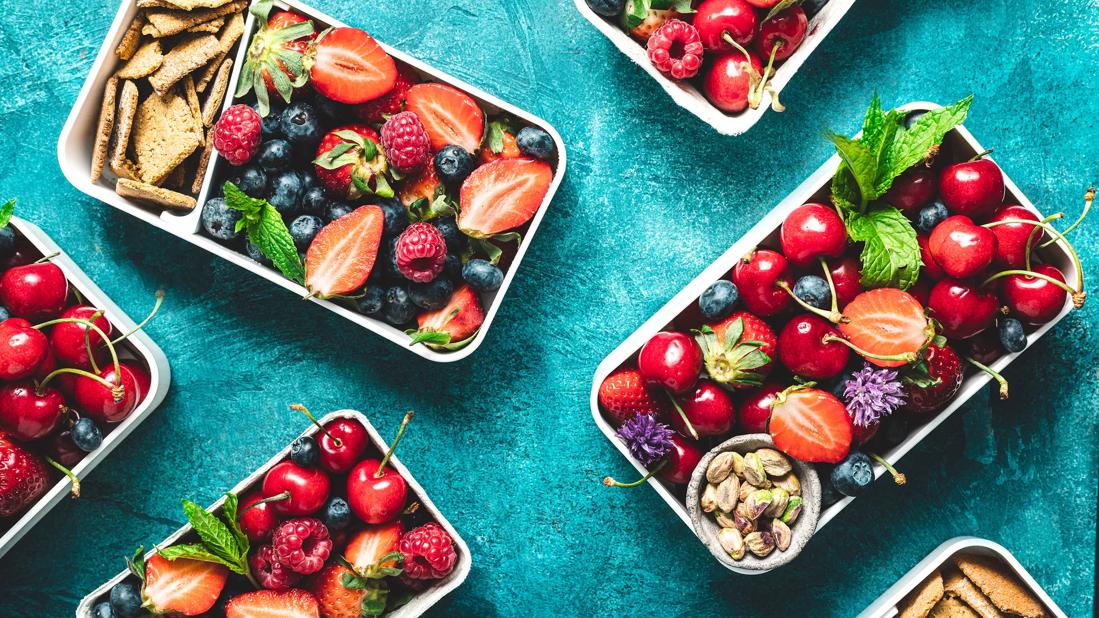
[0, 198, 15, 229]
[224, 183, 305, 284]
[158, 493, 255, 585]
[846, 206, 921, 290]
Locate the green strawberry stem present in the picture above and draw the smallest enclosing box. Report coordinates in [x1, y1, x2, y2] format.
[665, 391, 699, 441]
[961, 354, 1009, 400]
[775, 280, 846, 324]
[46, 456, 80, 499]
[819, 257, 841, 316]
[868, 452, 906, 485]
[37, 367, 124, 402]
[110, 290, 165, 345]
[239, 490, 290, 515]
[375, 412, 414, 478]
[771, 382, 817, 409]
[821, 333, 918, 364]
[290, 403, 341, 447]
[1042, 186, 1093, 247]
[33, 316, 122, 386]
[602, 460, 668, 489]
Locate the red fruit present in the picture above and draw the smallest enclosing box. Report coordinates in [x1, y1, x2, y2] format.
[0, 434, 48, 516]
[928, 278, 999, 339]
[317, 418, 369, 474]
[597, 368, 667, 427]
[0, 318, 49, 381]
[238, 491, 279, 542]
[395, 222, 447, 283]
[458, 157, 553, 237]
[637, 331, 703, 394]
[697, 312, 776, 389]
[262, 461, 331, 516]
[0, 262, 68, 321]
[72, 363, 143, 423]
[249, 544, 301, 590]
[272, 518, 333, 575]
[647, 19, 705, 79]
[628, 8, 681, 41]
[703, 51, 763, 114]
[144, 553, 228, 616]
[242, 10, 314, 98]
[909, 277, 932, 306]
[737, 383, 783, 433]
[769, 387, 853, 464]
[380, 111, 431, 173]
[987, 205, 1042, 268]
[49, 305, 112, 369]
[839, 289, 930, 368]
[0, 382, 66, 441]
[400, 522, 457, 586]
[780, 203, 847, 267]
[694, 0, 758, 50]
[826, 255, 864, 309]
[756, 7, 807, 61]
[999, 263, 1068, 325]
[46, 429, 84, 468]
[313, 125, 389, 201]
[777, 314, 850, 380]
[410, 284, 484, 347]
[928, 215, 997, 278]
[480, 128, 521, 164]
[404, 83, 485, 153]
[310, 28, 397, 104]
[918, 234, 945, 280]
[883, 166, 937, 215]
[304, 204, 384, 298]
[398, 164, 442, 207]
[212, 105, 263, 166]
[657, 433, 703, 485]
[121, 360, 151, 402]
[346, 521, 403, 570]
[354, 64, 418, 124]
[33, 345, 56, 381]
[732, 249, 793, 316]
[963, 329, 1004, 366]
[904, 343, 963, 413]
[347, 458, 407, 524]
[939, 158, 1005, 220]
[310, 563, 365, 618]
[744, 0, 782, 7]
[670, 380, 735, 437]
[225, 589, 320, 618]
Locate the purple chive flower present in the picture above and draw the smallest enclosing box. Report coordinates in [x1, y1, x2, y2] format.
[616, 413, 674, 466]
[842, 363, 906, 428]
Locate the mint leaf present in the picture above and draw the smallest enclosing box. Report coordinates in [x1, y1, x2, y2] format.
[223, 182, 263, 231]
[847, 205, 921, 290]
[158, 543, 234, 568]
[879, 95, 973, 193]
[623, 0, 651, 29]
[827, 134, 880, 206]
[0, 198, 15, 229]
[251, 205, 305, 284]
[181, 499, 241, 567]
[221, 493, 249, 558]
[830, 162, 860, 215]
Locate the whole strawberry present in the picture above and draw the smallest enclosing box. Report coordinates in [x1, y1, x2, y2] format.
[380, 112, 431, 173]
[212, 105, 263, 166]
[399, 522, 457, 588]
[395, 222, 446, 283]
[354, 65, 417, 124]
[313, 124, 390, 201]
[272, 518, 332, 575]
[0, 434, 48, 517]
[597, 368, 667, 426]
[696, 312, 776, 389]
[904, 343, 963, 413]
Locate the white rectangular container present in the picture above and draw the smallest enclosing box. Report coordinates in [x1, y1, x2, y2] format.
[58, 0, 567, 363]
[857, 536, 1067, 618]
[76, 410, 471, 618]
[0, 217, 171, 560]
[574, 0, 857, 135]
[589, 102, 1079, 570]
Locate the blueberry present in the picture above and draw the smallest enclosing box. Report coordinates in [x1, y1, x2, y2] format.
[409, 277, 455, 310]
[432, 216, 466, 253]
[434, 145, 475, 186]
[820, 470, 844, 507]
[382, 285, 417, 325]
[323, 496, 352, 531]
[301, 170, 321, 193]
[253, 103, 285, 139]
[442, 253, 462, 281]
[830, 452, 874, 497]
[324, 201, 354, 223]
[92, 600, 115, 618]
[802, 0, 829, 18]
[256, 139, 294, 173]
[516, 126, 556, 160]
[378, 198, 410, 237]
[266, 170, 304, 216]
[998, 317, 1027, 353]
[245, 240, 272, 267]
[280, 101, 322, 150]
[225, 164, 268, 198]
[462, 259, 503, 293]
[878, 414, 909, 448]
[698, 280, 739, 321]
[290, 436, 319, 467]
[300, 187, 328, 217]
[312, 92, 350, 125]
[904, 109, 927, 129]
[0, 226, 16, 260]
[0, 305, 10, 321]
[916, 200, 949, 235]
[109, 580, 143, 618]
[357, 285, 386, 315]
[290, 215, 324, 250]
[793, 275, 831, 310]
[584, 0, 625, 17]
[377, 236, 403, 281]
[71, 417, 103, 452]
[200, 197, 243, 242]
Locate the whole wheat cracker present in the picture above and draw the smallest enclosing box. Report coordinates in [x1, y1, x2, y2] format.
[133, 89, 203, 185]
[142, 1, 246, 38]
[186, 16, 224, 34]
[941, 567, 1003, 618]
[116, 39, 164, 80]
[91, 76, 119, 183]
[929, 597, 981, 618]
[200, 57, 233, 127]
[108, 80, 141, 181]
[148, 34, 219, 95]
[952, 555, 1047, 618]
[115, 13, 146, 60]
[898, 570, 946, 618]
[116, 178, 196, 211]
[183, 76, 202, 125]
[163, 163, 186, 190]
[194, 12, 244, 92]
[137, 0, 234, 9]
[190, 129, 216, 194]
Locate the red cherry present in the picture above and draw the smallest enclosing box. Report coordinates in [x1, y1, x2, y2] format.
[987, 205, 1042, 268]
[120, 361, 151, 401]
[33, 346, 56, 381]
[825, 255, 863, 309]
[238, 491, 280, 542]
[72, 364, 142, 423]
[908, 277, 932, 306]
[669, 380, 735, 438]
[732, 249, 793, 316]
[0, 318, 49, 381]
[702, 51, 762, 114]
[0, 382, 66, 441]
[883, 166, 937, 214]
[262, 460, 331, 516]
[656, 434, 703, 485]
[756, 7, 807, 61]
[49, 306, 112, 370]
[346, 412, 413, 524]
[998, 264, 1068, 325]
[694, 0, 758, 50]
[0, 263, 69, 321]
[637, 331, 703, 394]
[917, 235, 945, 280]
[780, 203, 846, 267]
[927, 278, 998, 339]
[737, 383, 783, 433]
[316, 419, 369, 474]
[744, 0, 782, 6]
[939, 158, 1005, 220]
[776, 314, 850, 380]
[928, 215, 997, 278]
[45, 429, 84, 468]
[963, 329, 1005, 366]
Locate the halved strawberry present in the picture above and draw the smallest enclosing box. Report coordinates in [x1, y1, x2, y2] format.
[310, 28, 397, 104]
[305, 205, 384, 298]
[354, 64, 418, 124]
[409, 284, 484, 348]
[404, 83, 485, 153]
[769, 387, 853, 464]
[839, 288, 932, 368]
[598, 368, 668, 426]
[225, 589, 320, 618]
[143, 553, 229, 617]
[345, 521, 403, 571]
[458, 158, 552, 238]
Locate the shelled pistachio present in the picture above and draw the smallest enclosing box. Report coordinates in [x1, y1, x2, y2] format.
[771, 519, 792, 551]
[707, 451, 736, 483]
[744, 531, 776, 557]
[742, 452, 768, 487]
[764, 487, 789, 519]
[755, 448, 792, 476]
[717, 527, 745, 560]
[715, 510, 737, 529]
[700, 483, 718, 513]
[744, 489, 772, 520]
[781, 496, 802, 525]
[772, 472, 801, 496]
[715, 475, 739, 512]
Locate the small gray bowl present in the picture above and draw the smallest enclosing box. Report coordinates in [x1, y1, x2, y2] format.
[685, 433, 821, 573]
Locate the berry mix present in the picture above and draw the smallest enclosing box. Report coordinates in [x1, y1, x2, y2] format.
[597, 97, 1088, 535]
[89, 410, 461, 618]
[200, 2, 558, 351]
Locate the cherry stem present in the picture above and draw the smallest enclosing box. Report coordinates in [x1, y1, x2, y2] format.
[984, 214, 1084, 297]
[776, 281, 846, 324]
[239, 490, 289, 515]
[38, 367, 124, 402]
[665, 390, 698, 441]
[33, 317, 121, 379]
[721, 35, 782, 112]
[868, 452, 906, 486]
[110, 290, 165, 345]
[982, 212, 1063, 272]
[980, 269, 1083, 309]
[290, 403, 341, 447]
[819, 257, 840, 316]
[759, 42, 785, 112]
[46, 457, 80, 499]
[85, 310, 104, 374]
[821, 333, 918, 363]
[961, 354, 1009, 400]
[1042, 186, 1093, 248]
[969, 148, 994, 162]
[602, 460, 668, 488]
[33, 251, 60, 265]
[375, 412, 414, 479]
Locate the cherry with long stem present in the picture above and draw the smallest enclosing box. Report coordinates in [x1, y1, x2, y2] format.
[291, 403, 343, 448]
[665, 391, 699, 441]
[982, 216, 1086, 309]
[239, 490, 290, 514]
[1041, 186, 1093, 248]
[603, 460, 668, 488]
[376, 412, 414, 478]
[775, 260, 847, 324]
[961, 354, 1009, 399]
[33, 316, 124, 401]
[868, 453, 906, 485]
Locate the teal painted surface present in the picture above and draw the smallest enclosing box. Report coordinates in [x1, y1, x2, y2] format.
[0, 0, 1096, 615]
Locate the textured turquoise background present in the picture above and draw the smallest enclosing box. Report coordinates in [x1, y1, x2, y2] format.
[0, 0, 1095, 615]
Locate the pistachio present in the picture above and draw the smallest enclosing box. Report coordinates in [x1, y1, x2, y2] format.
[717, 527, 745, 560]
[781, 496, 803, 526]
[744, 531, 776, 557]
[731, 451, 746, 478]
[714, 510, 737, 529]
[737, 478, 754, 502]
[700, 483, 718, 513]
[771, 518, 792, 551]
[732, 505, 755, 535]
[755, 448, 792, 477]
[764, 487, 789, 519]
[742, 452, 768, 487]
[706, 452, 736, 483]
[744, 489, 772, 520]
[772, 472, 801, 496]
[714, 474, 740, 513]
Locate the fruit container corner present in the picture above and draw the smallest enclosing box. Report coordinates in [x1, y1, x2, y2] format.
[58, 0, 567, 363]
[0, 217, 170, 560]
[573, 0, 857, 135]
[857, 537, 1068, 618]
[589, 101, 1079, 572]
[75, 409, 471, 617]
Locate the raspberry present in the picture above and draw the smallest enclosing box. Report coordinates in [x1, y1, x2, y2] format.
[354, 65, 416, 124]
[271, 518, 332, 575]
[250, 544, 301, 590]
[646, 20, 704, 79]
[380, 112, 431, 173]
[212, 104, 263, 166]
[395, 222, 446, 283]
[399, 523, 457, 587]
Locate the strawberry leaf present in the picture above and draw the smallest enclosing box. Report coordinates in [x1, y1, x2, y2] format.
[623, 0, 651, 30]
[763, 0, 801, 22]
[360, 580, 390, 618]
[250, 0, 275, 21]
[126, 545, 146, 584]
[485, 119, 513, 154]
[0, 198, 15, 229]
[847, 205, 921, 290]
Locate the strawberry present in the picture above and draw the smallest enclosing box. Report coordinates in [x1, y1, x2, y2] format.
[312, 524, 404, 618]
[305, 205, 384, 298]
[695, 312, 776, 389]
[310, 28, 397, 104]
[480, 129, 520, 164]
[769, 387, 854, 464]
[0, 433, 48, 517]
[354, 65, 418, 124]
[409, 284, 484, 348]
[345, 522, 403, 571]
[310, 564, 365, 618]
[628, 9, 681, 41]
[404, 83, 485, 153]
[143, 553, 229, 616]
[225, 589, 320, 618]
[839, 288, 932, 368]
[598, 368, 668, 426]
[238, 8, 315, 114]
[398, 164, 443, 208]
[457, 158, 552, 238]
[903, 343, 963, 413]
[313, 125, 391, 201]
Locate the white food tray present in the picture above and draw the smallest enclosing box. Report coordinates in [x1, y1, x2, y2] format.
[58, 0, 567, 363]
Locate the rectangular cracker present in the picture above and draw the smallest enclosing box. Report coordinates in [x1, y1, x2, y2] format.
[186, 16, 224, 34]
[133, 89, 203, 185]
[148, 34, 219, 95]
[190, 130, 215, 194]
[91, 75, 120, 183]
[200, 57, 232, 126]
[116, 39, 163, 80]
[116, 178, 197, 211]
[108, 80, 141, 180]
[142, 1, 246, 38]
[137, 0, 234, 9]
[115, 14, 146, 60]
[183, 76, 202, 124]
[941, 567, 1003, 618]
[195, 11, 244, 92]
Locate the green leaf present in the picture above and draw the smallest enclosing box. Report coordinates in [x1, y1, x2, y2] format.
[221, 493, 249, 557]
[902, 359, 943, 388]
[485, 120, 508, 154]
[360, 580, 390, 618]
[0, 198, 15, 229]
[341, 572, 368, 590]
[468, 237, 503, 264]
[408, 329, 452, 347]
[652, 0, 695, 13]
[223, 183, 264, 226]
[763, 0, 800, 22]
[830, 162, 860, 215]
[623, 0, 651, 30]
[827, 133, 880, 206]
[157, 543, 234, 569]
[181, 499, 239, 565]
[250, 205, 305, 284]
[847, 205, 922, 290]
[126, 545, 146, 584]
[250, 0, 275, 22]
[879, 95, 973, 193]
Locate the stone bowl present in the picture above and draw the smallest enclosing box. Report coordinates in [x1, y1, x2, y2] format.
[685, 434, 822, 573]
